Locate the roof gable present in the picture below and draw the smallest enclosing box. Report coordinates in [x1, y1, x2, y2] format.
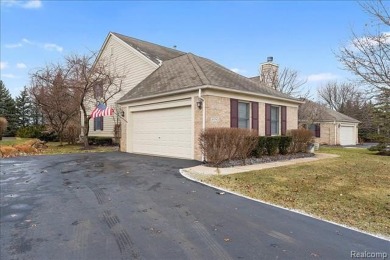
[112, 32, 185, 65]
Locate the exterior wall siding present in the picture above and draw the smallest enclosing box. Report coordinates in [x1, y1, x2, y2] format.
[86, 34, 157, 138]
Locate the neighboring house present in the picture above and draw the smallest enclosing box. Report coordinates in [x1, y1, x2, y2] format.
[299, 100, 360, 146]
[86, 32, 302, 160]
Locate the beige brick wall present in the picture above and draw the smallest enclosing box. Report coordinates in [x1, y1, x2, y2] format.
[286, 106, 298, 132]
[193, 94, 300, 160]
[315, 122, 336, 145]
[193, 95, 231, 161]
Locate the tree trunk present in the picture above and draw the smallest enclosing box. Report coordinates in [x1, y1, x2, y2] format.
[83, 115, 90, 148]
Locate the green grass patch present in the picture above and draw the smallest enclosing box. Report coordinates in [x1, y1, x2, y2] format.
[0, 138, 117, 156]
[0, 138, 34, 146]
[200, 147, 390, 237]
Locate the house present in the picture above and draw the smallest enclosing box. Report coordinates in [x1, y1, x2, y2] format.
[299, 100, 360, 146]
[86, 32, 302, 160]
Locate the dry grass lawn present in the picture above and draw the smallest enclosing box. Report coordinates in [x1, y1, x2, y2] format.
[0, 138, 117, 157]
[199, 147, 390, 237]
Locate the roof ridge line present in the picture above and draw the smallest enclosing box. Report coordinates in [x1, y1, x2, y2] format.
[187, 53, 210, 85]
[111, 32, 185, 54]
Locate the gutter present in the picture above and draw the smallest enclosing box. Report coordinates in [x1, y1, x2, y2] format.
[117, 85, 303, 105]
[198, 89, 206, 162]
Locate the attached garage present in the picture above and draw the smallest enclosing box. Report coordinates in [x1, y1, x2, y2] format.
[130, 104, 193, 159]
[339, 125, 355, 146]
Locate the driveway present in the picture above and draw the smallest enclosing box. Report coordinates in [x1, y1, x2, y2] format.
[0, 152, 388, 260]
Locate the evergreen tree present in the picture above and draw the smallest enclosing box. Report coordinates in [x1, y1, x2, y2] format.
[15, 86, 32, 127]
[0, 80, 17, 136]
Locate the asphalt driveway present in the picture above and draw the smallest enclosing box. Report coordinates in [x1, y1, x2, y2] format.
[0, 152, 388, 260]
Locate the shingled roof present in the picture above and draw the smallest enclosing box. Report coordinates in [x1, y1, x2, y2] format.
[301, 100, 360, 123]
[113, 33, 299, 103]
[118, 52, 296, 102]
[112, 32, 185, 65]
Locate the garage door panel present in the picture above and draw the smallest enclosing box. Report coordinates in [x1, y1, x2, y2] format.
[340, 126, 355, 145]
[132, 106, 192, 159]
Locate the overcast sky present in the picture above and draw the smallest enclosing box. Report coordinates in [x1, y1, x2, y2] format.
[0, 0, 383, 99]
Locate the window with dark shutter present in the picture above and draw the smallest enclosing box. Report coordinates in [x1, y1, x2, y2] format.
[315, 124, 321, 137]
[252, 102, 259, 134]
[281, 106, 287, 135]
[230, 99, 238, 128]
[265, 103, 271, 136]
[308, 124, 320, 137]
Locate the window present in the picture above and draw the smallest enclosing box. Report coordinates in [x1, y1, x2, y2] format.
[94, 117, 103, 131]
[270, 106, 279, 135]
[238, 102, 250, 129]
[308, 124, 320, 137]
[93, 84, 103, 99]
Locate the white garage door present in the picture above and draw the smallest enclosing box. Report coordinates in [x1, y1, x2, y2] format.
[132, 106, 192, 159]
[340, 126, 355, 145]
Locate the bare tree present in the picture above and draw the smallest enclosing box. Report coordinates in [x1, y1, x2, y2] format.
[30, 65, 79, 145]
[338, 0, 390, 95]
[298, 99, 327, 125]
[30, 54, 124, 147]
[317, 81, 364, 112]
[66, 54, 124, 148]
[276, 68, 308, 98]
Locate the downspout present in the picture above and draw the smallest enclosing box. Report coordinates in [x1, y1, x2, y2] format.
[334, 120, 337, 145]
[198, 89, 206, 162]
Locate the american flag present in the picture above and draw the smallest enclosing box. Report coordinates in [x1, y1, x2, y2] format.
[90, 102, 114, 118]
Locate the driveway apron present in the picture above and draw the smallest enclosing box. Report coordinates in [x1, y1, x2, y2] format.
[0, 152, 388, 260]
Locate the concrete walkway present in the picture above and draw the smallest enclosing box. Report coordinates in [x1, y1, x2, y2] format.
[182, 153, 339, 176]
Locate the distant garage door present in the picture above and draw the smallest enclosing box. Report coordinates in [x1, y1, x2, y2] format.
[131, 106, 192, 159]
[340, 126, 355, 145]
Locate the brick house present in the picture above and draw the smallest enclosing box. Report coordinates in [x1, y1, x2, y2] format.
[299, 100, 360, 146]
[84, 32, 302, 160]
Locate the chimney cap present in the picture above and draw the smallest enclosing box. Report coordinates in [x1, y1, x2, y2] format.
[267, 56, 273, 62]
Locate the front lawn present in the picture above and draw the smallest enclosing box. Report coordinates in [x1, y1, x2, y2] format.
[198, 147, 390, 237]
[0, 138, 118, 157]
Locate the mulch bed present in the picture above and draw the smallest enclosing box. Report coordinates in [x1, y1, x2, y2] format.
[205, 153, 315, 168]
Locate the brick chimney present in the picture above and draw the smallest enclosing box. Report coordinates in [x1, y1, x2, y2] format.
[260, 57, 278, 88]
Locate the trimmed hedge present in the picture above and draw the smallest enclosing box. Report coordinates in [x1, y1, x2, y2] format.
[279, 136, 292, 155]
[88, 137, 114, 146]
[265, 136, 280, 156]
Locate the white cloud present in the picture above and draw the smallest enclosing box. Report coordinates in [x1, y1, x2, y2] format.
[0, 61, 8, 70]
[22, 38, 33, 44]
[1, 74, 16, 78]
[5, 38, 33, 49]
[349, 31, 390, 50]
[5, 38, 64, 53]
[307, 73, 339, 82]
[44, 43, 63, 52]
[5, 43, 23, 48]
[230, 68, 247, 74]
[16, 63, 27, 69]
[1, 0, 42, 9]
[22, 0, 42, 9]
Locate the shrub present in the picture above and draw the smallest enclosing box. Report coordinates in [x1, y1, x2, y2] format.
[0, 146, 19, 158]
[288, 129, 313, 153]
[0, 117, 8, 140]
[279, 136, 293, 155]
[199, 127, 257, 166]
[253, 136, 267, 157]
[16, 125, 45, 138]
[368, 143, 390, 156]
[88, 137, 114, 146]
[265, 136, 280, 156]
[40, 131, 59, 142]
